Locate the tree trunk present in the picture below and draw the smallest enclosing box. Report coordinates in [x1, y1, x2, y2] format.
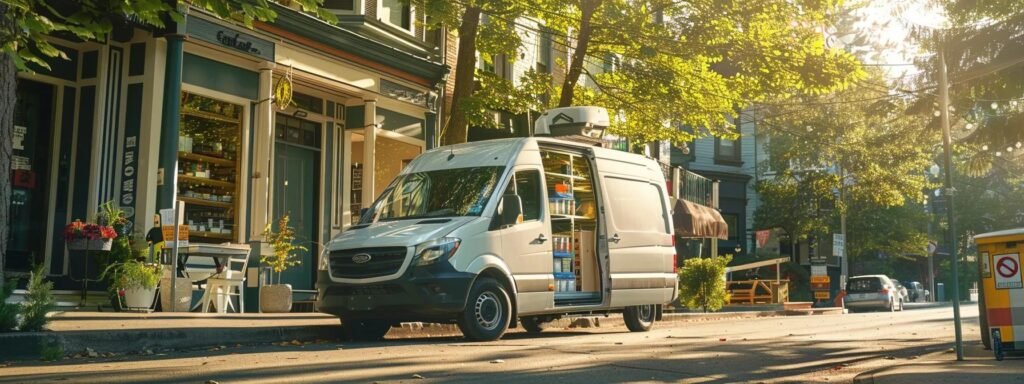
[558, 0, 600, 108]
[442, 6, 482, 146]
[0, 5, 15, 284]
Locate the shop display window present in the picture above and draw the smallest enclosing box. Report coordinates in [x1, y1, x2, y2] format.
[177, 92, 242, 242]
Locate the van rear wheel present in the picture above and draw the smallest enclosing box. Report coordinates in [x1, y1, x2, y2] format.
[341, 319, 392, 341]
[520, 317, 545, 333]
[458, 277, 511, 341]
[624, 304, 657, 332]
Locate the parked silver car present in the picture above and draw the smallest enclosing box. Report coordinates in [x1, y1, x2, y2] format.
[905, 281, 930, 302]
[845, 275, 904, 312]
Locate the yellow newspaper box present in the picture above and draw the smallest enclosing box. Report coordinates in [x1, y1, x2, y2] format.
[975, 228, 1024, 359]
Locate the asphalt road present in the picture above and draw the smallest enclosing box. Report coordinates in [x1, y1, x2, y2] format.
[0, 303, 979, 383]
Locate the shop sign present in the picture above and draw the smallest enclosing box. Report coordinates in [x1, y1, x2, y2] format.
[380, 79, 428, 107]
[833, 233, 845, 258]
[13, 125, 25, 150]
[119, 134, 138, 228]
[187, 17, 274, 61]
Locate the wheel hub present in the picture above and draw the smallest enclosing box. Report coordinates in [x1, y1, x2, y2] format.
[475, 291, 502, 330]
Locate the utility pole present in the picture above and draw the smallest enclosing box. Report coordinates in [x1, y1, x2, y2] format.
[937, 37, 965, 361]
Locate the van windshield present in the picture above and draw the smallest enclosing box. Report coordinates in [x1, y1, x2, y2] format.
[364, 166, 505, 222]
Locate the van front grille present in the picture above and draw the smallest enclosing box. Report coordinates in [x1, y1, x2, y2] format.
[329, 247, 408, 279]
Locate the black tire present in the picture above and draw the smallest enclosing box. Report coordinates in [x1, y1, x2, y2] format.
[520, 317, 545, 333]
[624, 304, 657, 332]
[341, 319, 392, 341]
[458, 277, 512, 341]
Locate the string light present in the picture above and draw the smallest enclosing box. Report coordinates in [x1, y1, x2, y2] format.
[991, 102, 999, 110]
[1009, 147, 1015, 152]
[965, 123, 974, 130]
[995, 151, 1002, 156]
[933, 110, 941, 117]
[1017, 142, 1022, 148]
[982, 144, 989, 150]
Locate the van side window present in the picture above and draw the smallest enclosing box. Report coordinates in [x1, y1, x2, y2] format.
[511, 170, 542, 221]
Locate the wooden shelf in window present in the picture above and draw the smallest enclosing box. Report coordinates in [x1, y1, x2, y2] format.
[179, 152, 235, 167]
[181, 109, 241, 124]
[552, 214, 594, 221]
[178, 174, 236, 189]
[546, 172, 586, 181]
[179, 196, 233, 209]
[189, 231, 234, 240]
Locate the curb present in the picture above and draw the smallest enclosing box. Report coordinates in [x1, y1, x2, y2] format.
[0, 309, 827, 361]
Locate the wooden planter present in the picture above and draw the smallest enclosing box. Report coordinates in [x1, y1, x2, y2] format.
[67, 238, 113, 251]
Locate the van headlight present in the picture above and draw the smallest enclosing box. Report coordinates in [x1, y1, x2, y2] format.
[413, 237, 461, 266]
[318, 240, 334, 271]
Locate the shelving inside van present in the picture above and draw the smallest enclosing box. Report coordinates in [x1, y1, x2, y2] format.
[541, 149, 601, 306]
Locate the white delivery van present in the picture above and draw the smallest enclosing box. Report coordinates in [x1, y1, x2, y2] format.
[317, 110, 677, 341]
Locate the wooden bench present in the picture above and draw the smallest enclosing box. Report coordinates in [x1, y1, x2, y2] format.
[727, 280, 774, 304]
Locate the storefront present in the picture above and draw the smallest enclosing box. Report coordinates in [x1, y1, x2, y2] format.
[6, 5, 446, 303]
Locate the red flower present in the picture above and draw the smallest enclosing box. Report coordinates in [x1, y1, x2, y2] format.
[63, 220, 118, 241]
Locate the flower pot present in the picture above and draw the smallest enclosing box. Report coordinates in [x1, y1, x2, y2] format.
[160, 275, 193, 312]
[67, 238, 113, 251]
[260, 284, 293, 313]
[122, 287, 158, 310]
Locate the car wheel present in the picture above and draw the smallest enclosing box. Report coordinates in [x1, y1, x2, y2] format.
[458, 277, 511, 341]
[341, 319, 392, 341]
[624, 304, 657, 332]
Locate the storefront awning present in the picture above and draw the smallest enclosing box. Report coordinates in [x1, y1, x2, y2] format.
[672, 198, 729, 240]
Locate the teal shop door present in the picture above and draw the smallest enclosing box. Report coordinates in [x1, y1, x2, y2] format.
[271, 115, 321, 291]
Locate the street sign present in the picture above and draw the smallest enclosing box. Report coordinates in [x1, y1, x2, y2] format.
[814, 291, 831, 300]
[811, 265, 827, 277]
[811, 276, 830, 283]
[994, 253, 1022, 289]
[833, 234, 845, 258]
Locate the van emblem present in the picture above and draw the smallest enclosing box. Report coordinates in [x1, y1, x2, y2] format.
[352, 253, 372, 264]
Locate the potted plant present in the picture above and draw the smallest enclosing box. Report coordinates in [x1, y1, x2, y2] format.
[63, 220, 117, 251]
[259, 215, 306, 313]
[107, 260, 162, 311]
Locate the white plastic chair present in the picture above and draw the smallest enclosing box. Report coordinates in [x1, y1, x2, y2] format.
[200, 251, 251, 313]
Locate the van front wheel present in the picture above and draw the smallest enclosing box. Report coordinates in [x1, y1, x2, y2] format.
[624, 304, 657, 332]
[458, 277, 511, 341]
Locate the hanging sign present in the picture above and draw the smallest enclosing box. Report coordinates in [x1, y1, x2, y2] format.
[756, 230, 770, 248]
[160, 205, 190, 248]
[274, 67, 293, 110]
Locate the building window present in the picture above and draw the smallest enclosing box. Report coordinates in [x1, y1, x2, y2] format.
[323, 0, 359, 14]
[380, 0, 412, 32]
[715, 137, 740, 163]
[723, 213, 739, 241]
[537, 30, 552, 73]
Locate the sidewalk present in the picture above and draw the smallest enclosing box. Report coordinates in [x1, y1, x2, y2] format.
[0, 306, 825, 361]
[854, 340, 1024, 384]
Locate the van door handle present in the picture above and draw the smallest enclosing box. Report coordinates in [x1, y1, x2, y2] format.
[535, 234, 548, 243]
[609, 234, 621, 243]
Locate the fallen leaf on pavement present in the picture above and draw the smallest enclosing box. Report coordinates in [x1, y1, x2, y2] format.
[490, 359, 505, 364]
[412, 374, 425, 379]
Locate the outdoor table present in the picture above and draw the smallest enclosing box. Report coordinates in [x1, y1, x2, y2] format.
[161, 243, 251, 313]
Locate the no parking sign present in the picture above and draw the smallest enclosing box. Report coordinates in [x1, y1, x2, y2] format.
[994, 253, 1023, 289]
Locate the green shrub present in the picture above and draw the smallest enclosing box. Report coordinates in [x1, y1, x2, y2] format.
[108, 261, 162, 291]
[21, 266, 55, 332]
[678, 256, 732, 313]
[0, 278, 19, 332]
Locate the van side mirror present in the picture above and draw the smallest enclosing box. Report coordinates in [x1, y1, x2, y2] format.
[499, 194, 524, 228]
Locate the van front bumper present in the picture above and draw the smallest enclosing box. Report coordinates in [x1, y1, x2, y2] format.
[316, 265, 475, 322]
